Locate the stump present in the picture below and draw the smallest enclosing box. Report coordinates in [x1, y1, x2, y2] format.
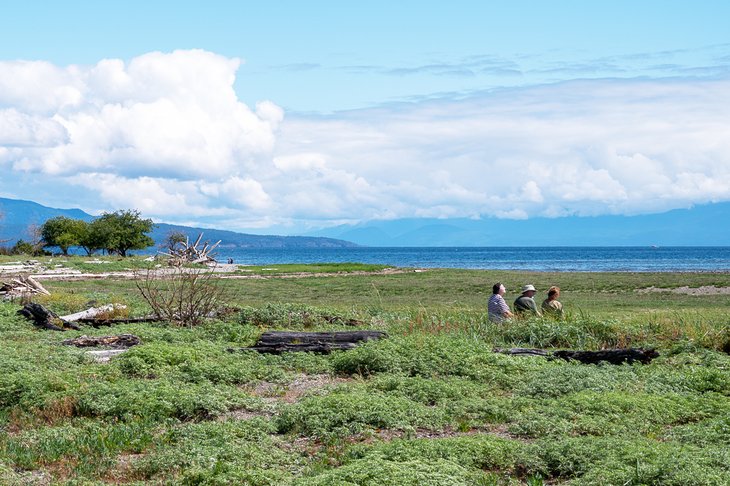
[229, 330, 387, 354]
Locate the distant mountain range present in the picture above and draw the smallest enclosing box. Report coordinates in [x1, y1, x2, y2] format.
[0, 197, 358, 249]
[2, 196, 728, 248]
[306, 203, 730, 246]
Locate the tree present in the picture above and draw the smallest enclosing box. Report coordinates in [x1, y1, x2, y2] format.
[78, 220, 105, 256]
[91, 210, 155, 257]
[11, 239, 37, 255]
[40, 216, 87, 255]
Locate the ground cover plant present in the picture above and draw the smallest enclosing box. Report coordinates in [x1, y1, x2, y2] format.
[1, 263, 729, 484]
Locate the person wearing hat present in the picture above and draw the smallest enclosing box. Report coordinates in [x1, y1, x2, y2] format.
[514, 284, 542, 317]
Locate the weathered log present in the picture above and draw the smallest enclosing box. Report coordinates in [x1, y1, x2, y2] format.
[552, 348, 659, 365]
[1, 275, 50, 299]
[230, 330, 387, 354]
[494, 347, 659, 365]
[62, 334, 141, 348]
[24, 276, 51, 295]
[17, 303, 78, 331]
[60, 304, 127, 322]
[162, 232, 219, 265]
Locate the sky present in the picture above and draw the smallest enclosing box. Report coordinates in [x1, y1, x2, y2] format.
[1, 0, 730, 234]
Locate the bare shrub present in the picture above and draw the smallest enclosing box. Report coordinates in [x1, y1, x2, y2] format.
[134, 266, 227, 327]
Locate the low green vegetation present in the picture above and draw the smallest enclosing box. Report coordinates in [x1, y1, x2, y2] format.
[1, 264, 729, 484]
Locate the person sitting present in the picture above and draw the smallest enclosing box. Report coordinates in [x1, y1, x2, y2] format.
[514, 284, 542, 317]
[488, 282, 513, 323]
[541, 286, 564, 319]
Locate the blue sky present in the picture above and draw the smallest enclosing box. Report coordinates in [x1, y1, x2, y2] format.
[1, 1, 730, 233]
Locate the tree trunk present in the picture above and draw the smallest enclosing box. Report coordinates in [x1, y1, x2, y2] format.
[230, 330, 387, 354]
[493, 347, 659, 365]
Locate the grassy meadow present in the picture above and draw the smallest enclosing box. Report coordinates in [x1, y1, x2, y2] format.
[0, 256, 729, 485]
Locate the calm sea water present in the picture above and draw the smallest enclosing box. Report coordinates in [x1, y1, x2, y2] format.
[218, 247, 730, 272]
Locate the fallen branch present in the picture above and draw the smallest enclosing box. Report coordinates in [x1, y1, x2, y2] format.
[230, 330, 387, 354]
[493, 347, 659, 365]
[76, 316, 164, 328]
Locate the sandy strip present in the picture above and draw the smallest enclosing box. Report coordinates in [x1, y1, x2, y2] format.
[637, 285, 730, 295]
[8, 265, 422, 281]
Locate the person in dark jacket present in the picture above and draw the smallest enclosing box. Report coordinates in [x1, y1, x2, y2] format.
[514, 284, 542, 317]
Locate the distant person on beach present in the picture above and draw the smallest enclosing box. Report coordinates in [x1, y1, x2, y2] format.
[488, 282, 513, 323]
[514, 284, 542, 317]
[541, 286, 564, 319]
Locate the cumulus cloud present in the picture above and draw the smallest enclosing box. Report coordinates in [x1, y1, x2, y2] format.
[0, 50, 280, 179]
[2, 48, 730, 232]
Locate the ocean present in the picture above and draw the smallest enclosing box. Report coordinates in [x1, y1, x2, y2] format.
[217, 247, 730, 272]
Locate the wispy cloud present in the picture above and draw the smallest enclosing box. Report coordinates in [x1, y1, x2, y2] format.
[273, 62, 321, 72]
[339, 44, 730, 84]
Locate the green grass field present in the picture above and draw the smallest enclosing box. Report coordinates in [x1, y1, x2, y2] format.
[1, 261, 728, 484]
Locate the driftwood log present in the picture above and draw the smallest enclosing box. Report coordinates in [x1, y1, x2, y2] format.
[17, 303, 138, 331]
[62, 334, 141, 348]
[17, 303, 79, 331]
[494, 347, 659, 365]
[60, 304, 127, 322]
[159, 232, 221, 265]
[230, 330, 387, 354]
[1, 275, 50, 299]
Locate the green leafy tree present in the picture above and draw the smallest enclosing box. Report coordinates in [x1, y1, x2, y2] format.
[40, 216, 87, 255]
[78, 220, 106, 256]
[91, 210, 155, 257]
[10, 240, 38, 255]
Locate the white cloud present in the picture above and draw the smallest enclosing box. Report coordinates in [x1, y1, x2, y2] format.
[274, 77, 730, 223]
[0, 50, 280, 179]
[0, 109, 67, 147]
[2, 49, 730, 231]
[209, 176, 272, 210]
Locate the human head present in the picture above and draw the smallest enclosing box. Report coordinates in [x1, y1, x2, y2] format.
[521, 284, 536, 296]
[492, 282, 505, 295]
[548, 286, 560, 299]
